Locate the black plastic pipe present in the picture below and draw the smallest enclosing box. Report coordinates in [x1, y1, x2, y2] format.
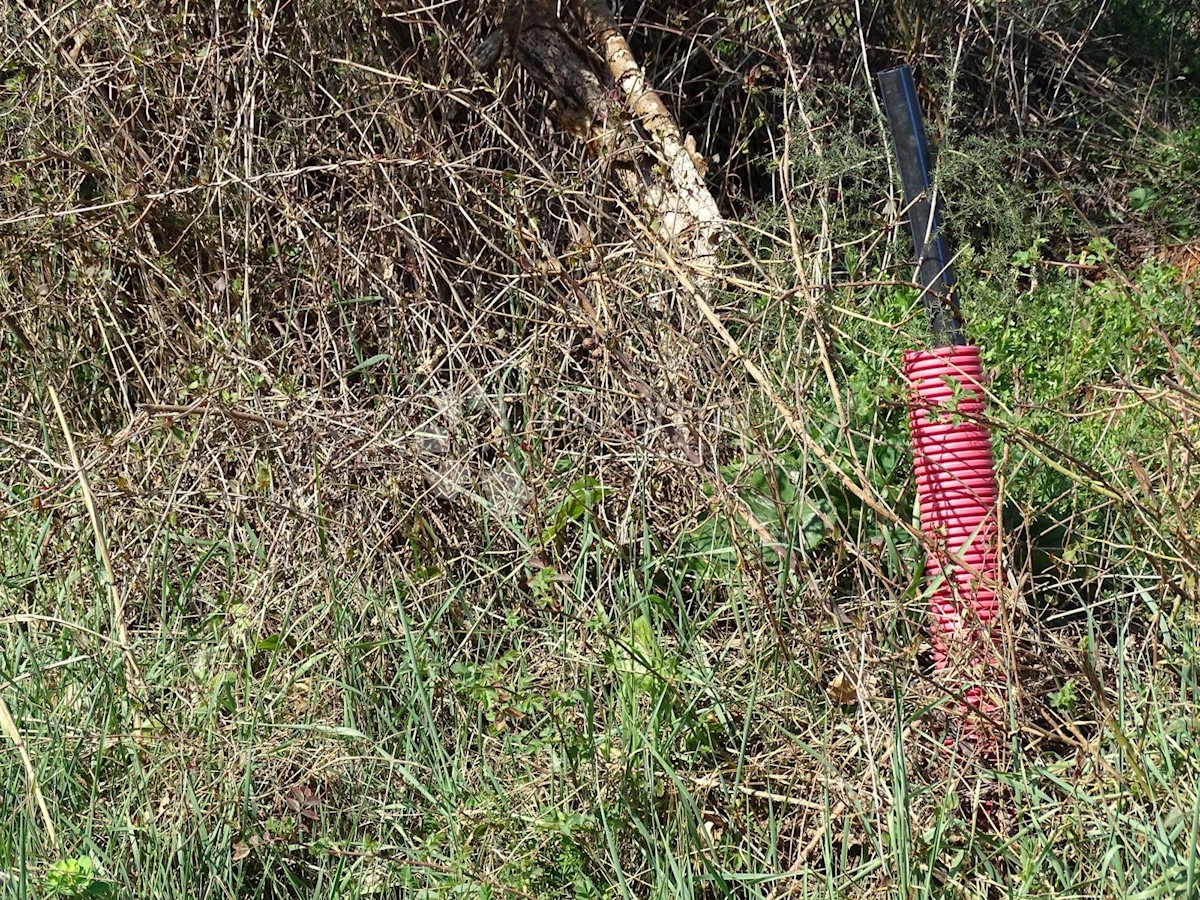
[878, 65, 967, 347]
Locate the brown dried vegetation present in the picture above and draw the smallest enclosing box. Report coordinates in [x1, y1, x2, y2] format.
[2, 0, 1200, 896]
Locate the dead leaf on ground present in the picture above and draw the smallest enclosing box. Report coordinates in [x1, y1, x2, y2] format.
[828, 671, 877, 705]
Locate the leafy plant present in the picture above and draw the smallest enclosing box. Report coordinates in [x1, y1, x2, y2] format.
[540, 474, 610, 547]
[1128, 186, 1157, 212]
[1049, 679, 1080, 714]
[44, 857, 116, 899]
[681, 450, 832, 580]
[609, 612, 670, 701]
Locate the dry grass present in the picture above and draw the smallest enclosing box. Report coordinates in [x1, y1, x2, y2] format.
[2, 0, 1200, 897]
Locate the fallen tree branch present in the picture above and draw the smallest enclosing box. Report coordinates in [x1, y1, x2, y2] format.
[471, 0, 609, 140]
[474, 2, 725, 282]
[570, 0, 726, 283]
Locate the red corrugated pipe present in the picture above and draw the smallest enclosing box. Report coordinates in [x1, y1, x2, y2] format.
[906, 345, 1004, 731]
[880, 65, 1007, 749]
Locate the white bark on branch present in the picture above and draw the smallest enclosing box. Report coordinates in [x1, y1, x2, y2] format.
[569, 0, 726, 285]
[472, 3, 724, 285]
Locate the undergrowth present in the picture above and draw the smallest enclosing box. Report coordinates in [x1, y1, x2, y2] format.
[2, 1, 1200, 898]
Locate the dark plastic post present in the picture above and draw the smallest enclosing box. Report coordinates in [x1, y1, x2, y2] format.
[878, 65, 966, 347]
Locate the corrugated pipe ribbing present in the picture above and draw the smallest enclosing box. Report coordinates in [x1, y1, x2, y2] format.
[905, 344, 1005, 723]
